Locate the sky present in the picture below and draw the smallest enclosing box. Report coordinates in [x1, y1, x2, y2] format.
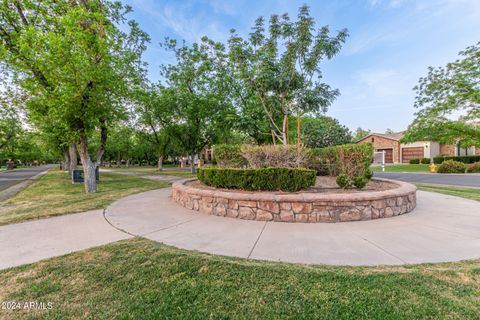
[123, 0, 480, 133]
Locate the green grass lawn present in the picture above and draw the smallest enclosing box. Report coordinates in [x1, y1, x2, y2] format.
[0, 170, 169, 226]
[106, 166, 197, 178]
[416, 184, 480, 201]
[0, 238, 479, 319]
[371, 164, 431, 173]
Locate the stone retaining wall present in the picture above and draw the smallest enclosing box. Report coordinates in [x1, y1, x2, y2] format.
[172, 179, 417, 223]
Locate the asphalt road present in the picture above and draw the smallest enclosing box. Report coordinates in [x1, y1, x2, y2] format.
[374, 172, 480, 188]
[0, 165, 53, 192]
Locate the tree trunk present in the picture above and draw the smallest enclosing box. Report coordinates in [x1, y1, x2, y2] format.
[68, 143, 77, 175]
[78, 134, 97, 193]
[282, 114, 288, 145]
[158, 155, 164, 171]
[190, 152, 196, 174]
[126, 159, 130, 168]
[297, 111, 301, 147]
[62, 147, 70, 171]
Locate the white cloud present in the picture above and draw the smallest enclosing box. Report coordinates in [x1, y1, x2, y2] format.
[132, 0, 230, 43]
[367, 0, 405, 8]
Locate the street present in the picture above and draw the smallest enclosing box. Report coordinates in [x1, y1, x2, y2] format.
[0, 165, 53, 192]
[374, 172, 480, 188]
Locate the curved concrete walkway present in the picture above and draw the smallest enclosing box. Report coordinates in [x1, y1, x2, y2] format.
[105, 188, 480, 266]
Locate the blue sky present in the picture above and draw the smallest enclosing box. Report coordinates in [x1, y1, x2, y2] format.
[123, 0, 480, 133]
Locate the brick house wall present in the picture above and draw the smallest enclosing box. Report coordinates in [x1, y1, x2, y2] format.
[357, 135, 400, 163]
[439, 144, 457, 156]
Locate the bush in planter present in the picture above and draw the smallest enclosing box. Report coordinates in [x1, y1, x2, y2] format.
[336, 174, 351, 188]
[310, 147, 338, 176]
[353, 176, 368, 189]
[336, 143, 373, 179]
[467, 161, 480, 173]
[409, 158, 420, 164]
[421, 158, 431, 164]
[213, 144, 246, 168]
[310, 143, 373, 180]
[197, 167, 316, 192]
[365, 169, 373, 180]
[437, 160, 467, 173]
[240, 144, 312, 169]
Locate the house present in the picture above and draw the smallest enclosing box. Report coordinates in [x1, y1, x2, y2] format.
[356, 132, 480, 163]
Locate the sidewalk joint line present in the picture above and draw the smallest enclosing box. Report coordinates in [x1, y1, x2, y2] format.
[102, 209, 136, 237]
[359, 236, 406, 264]
[141, 217, 201, 236]
[248, 221, 267, 259]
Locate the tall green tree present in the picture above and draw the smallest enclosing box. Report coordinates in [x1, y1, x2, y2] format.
[292, 115, 352, 148]
[134, 85, 176, 171]
[0, 105, 21, 155]
[0, 0, 149, 192]
[404, 42, 480, 147]
[161, 38, 236, 173]
[228, 4, 348, 145]
[353, 127, 371, 142]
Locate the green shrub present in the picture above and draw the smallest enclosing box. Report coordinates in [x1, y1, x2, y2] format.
[311, 143, 373, 182]
[240, 145, 312, 169]
[433, 156, 445, 164]
[353, 176, 368, 189]
[467, 161, 480, 173]
[409, 158, 420, 164]
[437, 160, 467, 173]
[365, 169, 373, 180]
[421, 158, 431, 164]
[197, 167, 316, 192]
[310, 147, 338, 176]
[213, 144, 246, 168]
[336, 143, 373, 181]
[336, 174, 351, 189]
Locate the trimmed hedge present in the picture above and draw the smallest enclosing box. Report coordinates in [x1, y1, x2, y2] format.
[434, 155, 480, 164]
[409, 158, 430, 164]
[420, 158, 431, 164]
[197, 167, 316, 192]
[437, 160, 467, 173]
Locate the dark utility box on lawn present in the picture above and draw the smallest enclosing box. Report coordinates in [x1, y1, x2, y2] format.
[72, 166, 100, 184]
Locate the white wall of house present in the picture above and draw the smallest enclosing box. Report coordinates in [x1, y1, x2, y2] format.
[429, 142, 440, 158]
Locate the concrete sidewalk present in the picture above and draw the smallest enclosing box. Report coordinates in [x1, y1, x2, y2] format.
[105, 188, 480, 266]
[0, 210, 131, 270]
[1, 184, 479, 270]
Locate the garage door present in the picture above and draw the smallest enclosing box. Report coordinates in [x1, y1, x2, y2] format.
[377, 149, 393, 163]
[402, 147, 424, 163]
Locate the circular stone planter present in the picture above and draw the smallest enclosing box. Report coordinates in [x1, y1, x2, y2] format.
[172, 179, 417, 223]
